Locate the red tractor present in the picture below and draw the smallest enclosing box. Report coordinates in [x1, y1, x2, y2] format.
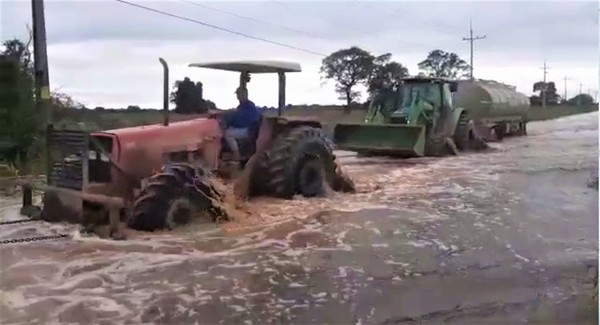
[30, 59, 354, 237]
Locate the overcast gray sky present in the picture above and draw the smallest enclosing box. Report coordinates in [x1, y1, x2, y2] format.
[1, 0, 598, 109]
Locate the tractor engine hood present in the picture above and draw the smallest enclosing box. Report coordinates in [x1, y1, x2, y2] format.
[95, 117, 222, 179]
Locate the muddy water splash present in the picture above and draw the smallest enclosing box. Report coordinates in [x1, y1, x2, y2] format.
[0, 112, 597, 324]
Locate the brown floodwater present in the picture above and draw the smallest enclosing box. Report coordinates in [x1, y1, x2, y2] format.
[0, 112, 597, 324]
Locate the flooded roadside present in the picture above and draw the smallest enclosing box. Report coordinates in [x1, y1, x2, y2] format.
[0, 112, 597, 324]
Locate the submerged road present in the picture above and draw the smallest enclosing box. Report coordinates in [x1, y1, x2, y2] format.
[0, 112, 598, 324]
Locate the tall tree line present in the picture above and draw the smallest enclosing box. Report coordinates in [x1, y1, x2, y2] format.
[319, 47, 471, 110]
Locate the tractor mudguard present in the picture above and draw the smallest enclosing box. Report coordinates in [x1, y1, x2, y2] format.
[333, 123, 427, 158]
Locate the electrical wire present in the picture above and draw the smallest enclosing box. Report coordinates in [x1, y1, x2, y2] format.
[267, 0, 425, 49]
[380, 1, 466, 38]
[179, 0, 328, 41]
[114, 0, 327, 57]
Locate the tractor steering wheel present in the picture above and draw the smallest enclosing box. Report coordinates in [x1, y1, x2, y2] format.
[217, 117, 227, 131]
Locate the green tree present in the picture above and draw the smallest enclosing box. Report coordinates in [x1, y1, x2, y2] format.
[171, 77, 208, 113]
[367, 53, 409, 97]
[567, 94, 594, 106]
[418, 49, 470, 79]
[320, 47, 377, 110]
[0, 35, 38, 167]
[533, 81, 560, 105]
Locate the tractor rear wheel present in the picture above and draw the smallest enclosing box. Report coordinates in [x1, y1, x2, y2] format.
[127, 162, 228, 231]
[453, 112, 471, 151]
[261, 126, 340, 199]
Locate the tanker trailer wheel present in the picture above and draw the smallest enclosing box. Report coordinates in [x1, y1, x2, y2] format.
[517, 122, 527, 136]
[262, 126, 339, 199]
[127, 162, 228, 231]
[493, 123, 506, 141]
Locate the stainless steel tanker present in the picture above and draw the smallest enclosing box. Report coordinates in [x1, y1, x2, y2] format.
[453, 79, 530, 140]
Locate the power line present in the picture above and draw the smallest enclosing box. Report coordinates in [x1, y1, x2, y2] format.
[114, 0, 326, 57]
[267, 0, 423, 49]
[462, 19, 486, 80]
[179, 0, 327, 41]
[383, 2, 462, 38]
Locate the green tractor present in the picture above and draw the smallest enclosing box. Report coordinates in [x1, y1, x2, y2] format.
[333, 77, 484, 157]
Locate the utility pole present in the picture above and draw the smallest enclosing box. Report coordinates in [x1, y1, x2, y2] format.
[462, 20, 486, 81]
[577, 82, 583, 106]
[539, 60, 551, 109]
[563, 75, 570, 103]
[31, 0, 52, 181]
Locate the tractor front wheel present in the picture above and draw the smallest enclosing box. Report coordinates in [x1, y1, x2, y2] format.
[127, 162, 228, 232]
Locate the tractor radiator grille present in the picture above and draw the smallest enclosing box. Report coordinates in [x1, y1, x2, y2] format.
[48, 129, 89, 190]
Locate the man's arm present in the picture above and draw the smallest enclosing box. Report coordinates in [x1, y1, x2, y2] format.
[210, 108, 237, 125]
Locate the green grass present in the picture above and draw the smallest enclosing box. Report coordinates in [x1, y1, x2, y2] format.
[527, 105, 598, 122]
[50, 104, 597, 132]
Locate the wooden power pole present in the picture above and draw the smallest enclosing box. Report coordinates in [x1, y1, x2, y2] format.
[31, 0, 52, 180]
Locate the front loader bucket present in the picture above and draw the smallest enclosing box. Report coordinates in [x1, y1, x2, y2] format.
[333, 123, 427, 158]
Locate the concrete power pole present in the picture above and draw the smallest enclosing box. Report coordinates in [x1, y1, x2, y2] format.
[577, 82, 583, 106]
[539, 60, 551, 109]
[462, 20, 486, 81]
[31, 0, 52, 181]
[563, 75, 570, 103]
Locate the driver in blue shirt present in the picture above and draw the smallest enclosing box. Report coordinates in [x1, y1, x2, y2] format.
[221, 87, 261, 161]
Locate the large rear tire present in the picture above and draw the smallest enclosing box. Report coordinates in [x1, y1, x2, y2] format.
[260, 126, 340, 199]
[453, 112, 471, 151]
[127, 162, 228, 232]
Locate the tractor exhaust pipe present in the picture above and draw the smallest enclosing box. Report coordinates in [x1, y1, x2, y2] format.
[159, 57, 169, 126]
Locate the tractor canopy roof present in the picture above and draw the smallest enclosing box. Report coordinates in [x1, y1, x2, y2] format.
[189, 60, 302, 73]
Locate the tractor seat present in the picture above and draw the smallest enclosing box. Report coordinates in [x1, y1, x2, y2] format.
[220, 116, 263, 159]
